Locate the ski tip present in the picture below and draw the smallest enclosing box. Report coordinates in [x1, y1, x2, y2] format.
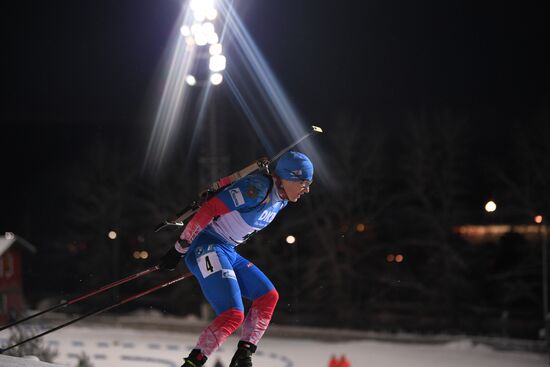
[311, 125, 323, 133]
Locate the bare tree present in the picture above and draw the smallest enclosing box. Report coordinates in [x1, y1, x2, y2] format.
[393, 110, 473, 322]
[490, 111, 550, 316]
[244, 115, 399, 327]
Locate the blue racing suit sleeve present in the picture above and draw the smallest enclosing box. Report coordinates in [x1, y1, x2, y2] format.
[215, 174, 271, 212]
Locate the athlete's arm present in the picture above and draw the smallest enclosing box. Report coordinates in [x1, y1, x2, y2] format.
[179, 175, 270, 245]
[180, 196, 231, 244]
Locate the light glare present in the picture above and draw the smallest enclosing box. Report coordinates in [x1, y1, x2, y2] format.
[185, 75, 197, 86]
[193, 10, 206, 22]
[207, 32, 219, 45]
[209, 55, 226, 72]
[108, 231, 117, 240]
[209, 43, 222, 56]
[202, 22, 215, 36]
[210, 73, 223, 85]
[185, 36, 195, 47]
[180, 25, 191, 37]
[206, 8, 218, 20]
[195, 34, 208, 46]
[286, 235, 296, 244]
[191, 23, 202, 36]
[189, 0, 215, 13]
[484, 200, 497, 213]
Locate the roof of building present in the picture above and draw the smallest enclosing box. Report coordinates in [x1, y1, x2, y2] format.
[0, 233, 37, 257]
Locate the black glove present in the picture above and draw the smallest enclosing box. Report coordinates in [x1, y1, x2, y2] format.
[158, 247, 184, 271]
[229, 341, 256, 367]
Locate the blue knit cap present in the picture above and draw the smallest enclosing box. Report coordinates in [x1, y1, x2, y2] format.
[274, 151, 314, 181]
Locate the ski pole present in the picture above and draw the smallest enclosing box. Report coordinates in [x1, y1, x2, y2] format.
[0, 272, 193, 354]
[0, 265, 160, 332]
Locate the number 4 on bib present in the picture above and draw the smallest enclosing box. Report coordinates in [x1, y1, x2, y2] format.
[205, 256, 214, 272]
[198, 252, 222, 278]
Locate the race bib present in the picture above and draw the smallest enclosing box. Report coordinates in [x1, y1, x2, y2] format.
[197, 251, 222, 278]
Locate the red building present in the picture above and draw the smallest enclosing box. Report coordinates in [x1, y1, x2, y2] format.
[0, 233, 36, 325]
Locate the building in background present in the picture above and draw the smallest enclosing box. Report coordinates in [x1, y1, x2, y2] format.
[0, 232, 36, 324]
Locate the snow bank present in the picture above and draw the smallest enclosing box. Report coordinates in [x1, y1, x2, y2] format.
[7, 324, 543, 367]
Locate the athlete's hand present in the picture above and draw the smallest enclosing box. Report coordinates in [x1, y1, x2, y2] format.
[158, 247, 184, 271]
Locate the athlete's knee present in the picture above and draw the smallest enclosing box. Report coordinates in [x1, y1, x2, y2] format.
[253, 289, 279, 311]
[266, 288, 279, 305]
[218, 307, 245, 330]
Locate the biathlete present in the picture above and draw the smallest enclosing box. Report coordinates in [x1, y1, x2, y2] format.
[158, 151, 314, 367]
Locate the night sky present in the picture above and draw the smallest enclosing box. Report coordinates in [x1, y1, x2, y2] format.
[2, 0, 549, 232]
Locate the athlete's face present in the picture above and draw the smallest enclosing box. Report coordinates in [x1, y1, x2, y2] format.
[281, 179, 311, 202]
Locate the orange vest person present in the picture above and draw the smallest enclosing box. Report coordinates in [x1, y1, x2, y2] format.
[328, 355, 339, 367]
[338, 354, 351, 367]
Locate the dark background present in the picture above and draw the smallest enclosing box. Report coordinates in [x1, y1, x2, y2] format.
[2, 0, 549, 338]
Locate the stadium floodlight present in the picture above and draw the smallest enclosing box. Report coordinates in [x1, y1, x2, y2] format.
[180, 25, 191, 37]
[206, 8, 218, 20]
[209, 54, 226, 72]
[209, 43, 222, 56]
[190, 22, 214, 47]
[202, 22, 215, 36]
[191, 23, 202, 36]
[189, 0, 216, 23]
[189, 0, 215, 13]
[185, 75, 197, 86]
[207, 32, 219, 45]
[193, 10, 206, 22]
[194, 34, 208, 46]
[210, 73, 223, 85]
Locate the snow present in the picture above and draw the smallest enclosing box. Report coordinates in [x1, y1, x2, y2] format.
[0, 354, 62, 366]
[1, 324, 547, 367]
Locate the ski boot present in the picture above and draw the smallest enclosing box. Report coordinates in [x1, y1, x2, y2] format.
[182, 349, 207, 367]
[229, 341, 256, 367]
